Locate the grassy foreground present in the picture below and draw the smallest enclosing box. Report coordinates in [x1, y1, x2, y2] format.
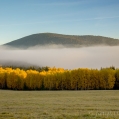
[0, 90, 119, 119]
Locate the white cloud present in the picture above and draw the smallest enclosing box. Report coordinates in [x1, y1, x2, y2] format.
[0, 46, 119, 69]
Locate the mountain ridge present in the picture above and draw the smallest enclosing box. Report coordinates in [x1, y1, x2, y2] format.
[4, 33, 119, 48]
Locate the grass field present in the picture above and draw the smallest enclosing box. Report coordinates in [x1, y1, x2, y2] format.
[0, 90, 119, 119]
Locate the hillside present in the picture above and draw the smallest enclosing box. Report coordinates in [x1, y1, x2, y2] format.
[4, 33, 119, 48]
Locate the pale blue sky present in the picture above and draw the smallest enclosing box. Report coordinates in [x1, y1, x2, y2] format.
[0, 0, 119, 45]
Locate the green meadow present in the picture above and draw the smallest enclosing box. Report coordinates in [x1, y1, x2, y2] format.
[0, 90, 119, 119]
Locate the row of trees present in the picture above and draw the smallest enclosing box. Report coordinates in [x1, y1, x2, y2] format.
[0, 67, 119, 90]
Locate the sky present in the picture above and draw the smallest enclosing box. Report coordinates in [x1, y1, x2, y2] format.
[0, 0, 119, 45]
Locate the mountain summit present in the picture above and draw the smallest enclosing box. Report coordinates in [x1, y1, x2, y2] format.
[4, 33, 119, 48]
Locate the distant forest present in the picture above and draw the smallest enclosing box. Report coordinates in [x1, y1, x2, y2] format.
[0, 66, 119, 90]
[4, 33, 119, 48]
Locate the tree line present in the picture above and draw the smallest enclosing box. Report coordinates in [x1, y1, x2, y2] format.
[0, 66, 119, 90]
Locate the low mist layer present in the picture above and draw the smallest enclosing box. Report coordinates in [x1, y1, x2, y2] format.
[0, 46, 119, 69]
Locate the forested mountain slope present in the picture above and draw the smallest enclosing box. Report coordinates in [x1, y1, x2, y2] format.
[4, 33, 119, 48]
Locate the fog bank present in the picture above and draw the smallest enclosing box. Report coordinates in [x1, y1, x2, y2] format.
[0, 46, 119, 69]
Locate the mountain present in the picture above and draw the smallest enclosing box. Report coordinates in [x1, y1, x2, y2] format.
[4, 33, 119, 48]
[0, 60, 36, 67]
